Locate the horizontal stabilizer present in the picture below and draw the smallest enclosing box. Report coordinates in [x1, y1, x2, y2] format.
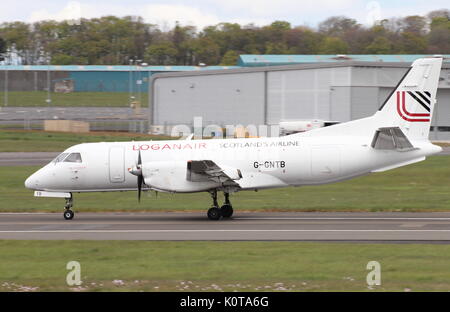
[372, 157, 425, 172]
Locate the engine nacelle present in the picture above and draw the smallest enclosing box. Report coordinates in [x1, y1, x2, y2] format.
[142, 161, 218, 193]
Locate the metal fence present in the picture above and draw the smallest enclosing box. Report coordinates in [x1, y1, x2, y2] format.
[0, 68, 150, 133]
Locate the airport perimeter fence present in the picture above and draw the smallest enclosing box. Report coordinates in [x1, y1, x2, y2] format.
[0, 68, 150, 133]
[0, 118, 150, 133]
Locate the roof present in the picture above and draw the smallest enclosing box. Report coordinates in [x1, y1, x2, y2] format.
[238, 54, 450, 66]
[1, 54, 449, 71]
[150, 61, 450, 81]
[0, 65, 239, 72]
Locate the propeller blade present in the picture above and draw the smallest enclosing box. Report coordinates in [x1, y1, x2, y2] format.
[128, 150, 145, 202]
[138, 174, 143, 202]
[137, 149, 143, 202]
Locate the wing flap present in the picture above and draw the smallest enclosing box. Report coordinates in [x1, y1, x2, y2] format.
[186, 160, 242, 187]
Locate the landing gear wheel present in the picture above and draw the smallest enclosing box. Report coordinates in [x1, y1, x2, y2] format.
[64, 209, 74, 220]
[207, 207, 221, 220]
[63, 195, 74, 220]
[220, 204, 233, 218]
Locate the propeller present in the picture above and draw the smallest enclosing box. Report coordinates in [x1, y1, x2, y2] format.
[128, 149, 144, 202]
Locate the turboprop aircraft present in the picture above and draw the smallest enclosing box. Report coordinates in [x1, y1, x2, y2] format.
[25, 57, 443, 220]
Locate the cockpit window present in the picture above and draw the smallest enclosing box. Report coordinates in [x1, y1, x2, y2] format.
[52, 153, 69, 163]
[64, 153, 82, 163]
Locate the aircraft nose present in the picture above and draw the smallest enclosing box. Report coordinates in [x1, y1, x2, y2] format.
[25, 169, 48, 190]
[25, 173, 38, 190]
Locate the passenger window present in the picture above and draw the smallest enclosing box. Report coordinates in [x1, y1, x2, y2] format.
[64, 153, 82, 163]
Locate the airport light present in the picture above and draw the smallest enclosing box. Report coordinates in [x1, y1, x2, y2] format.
[138, 62, 148, 110]
[46, 52, 52, 114]
[129, 58, 134, 107]
[137, 61, 142, 110]
[3, 57, 7, 108]
[2, 48, 10, 108]
[129, 57, 141, 109]
[3, 48, 11, 107]
[136, 60, 143, 110]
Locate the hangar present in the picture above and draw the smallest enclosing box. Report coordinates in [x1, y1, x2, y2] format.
[149, 57, 450, 140]
[0, 64, 235, 92]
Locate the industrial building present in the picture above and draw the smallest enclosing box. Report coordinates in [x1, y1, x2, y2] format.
[0, 65, 236, 93]
[1, 54, 449, 139]
[149, 56, 450, 140]
[236, 54, 450, 67]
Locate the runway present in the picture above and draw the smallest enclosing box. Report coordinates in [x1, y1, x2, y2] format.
[0, 107, 148, 121]
[0, 152, 58, 166]
[2, 212, 450, 242]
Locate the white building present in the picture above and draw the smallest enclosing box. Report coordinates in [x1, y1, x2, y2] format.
[149, 61, 450, 140]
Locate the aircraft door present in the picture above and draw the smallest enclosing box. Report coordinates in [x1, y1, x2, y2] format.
[109, 146, 125, 183]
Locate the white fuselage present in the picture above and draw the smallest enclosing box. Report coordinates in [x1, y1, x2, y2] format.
[23, 56, 445, 220]
[24, 134, 442, 194]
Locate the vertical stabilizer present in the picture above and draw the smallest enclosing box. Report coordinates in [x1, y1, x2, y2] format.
[376, 57, 442, 140]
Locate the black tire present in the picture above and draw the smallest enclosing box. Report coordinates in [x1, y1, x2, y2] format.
[207, 207, 221, 220]
[64, 209, 74, 220]
[220, 204, 233, 218]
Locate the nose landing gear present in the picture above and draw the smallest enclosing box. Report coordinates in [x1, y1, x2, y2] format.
[63, 196, 74, 220]
[207, 190, 234, 220]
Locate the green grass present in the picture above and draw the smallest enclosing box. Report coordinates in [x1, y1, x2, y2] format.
[1, 240, 450, 291]
[0, 130, 173, 152]
[0, 91, 148, 107]
[1, 156, 449, 212]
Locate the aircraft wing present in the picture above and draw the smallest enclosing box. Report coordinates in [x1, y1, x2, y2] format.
[186, 160, 242, 187]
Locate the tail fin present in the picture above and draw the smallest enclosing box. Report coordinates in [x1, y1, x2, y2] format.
[376, 57, 442, 140]
[294, 57, 442, 141]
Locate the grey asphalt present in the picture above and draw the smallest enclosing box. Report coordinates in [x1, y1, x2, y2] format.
[1, 147, 449, 167]
[2, 212, 450, 242]
[439, 146, 450, 155]
[0, 107, 148, 121]
[0, 152, 59, 166]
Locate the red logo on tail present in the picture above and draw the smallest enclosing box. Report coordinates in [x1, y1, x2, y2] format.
[396, 91, 431, 122]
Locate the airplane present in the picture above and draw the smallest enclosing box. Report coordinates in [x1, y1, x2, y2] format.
[25, 57, 443, 220]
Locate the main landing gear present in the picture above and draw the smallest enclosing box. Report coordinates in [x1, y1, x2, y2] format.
[63, 195, 74, 220]
[207, 190, 234, 220]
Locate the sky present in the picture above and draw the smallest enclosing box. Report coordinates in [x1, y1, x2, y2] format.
[0, 0, 448, 30]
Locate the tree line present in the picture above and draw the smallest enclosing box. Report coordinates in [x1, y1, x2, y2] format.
[0, 9, 449, 66]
